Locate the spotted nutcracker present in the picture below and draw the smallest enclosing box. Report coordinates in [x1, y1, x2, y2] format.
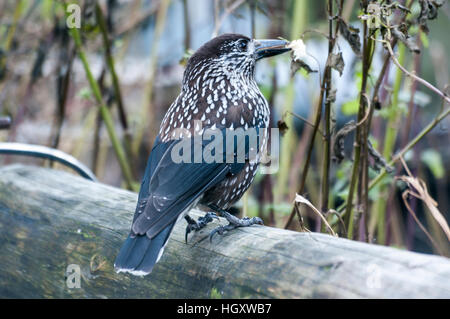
[114, 34, 290, 276]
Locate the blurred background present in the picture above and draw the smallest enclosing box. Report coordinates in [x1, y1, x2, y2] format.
[0, 0, 448, 256]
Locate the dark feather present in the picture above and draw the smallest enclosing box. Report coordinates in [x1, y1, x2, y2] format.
[115, 131, 248, 274]
[132, 130, 248, 238]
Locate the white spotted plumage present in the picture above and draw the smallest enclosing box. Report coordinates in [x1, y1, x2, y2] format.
[159, 34, 270, 209]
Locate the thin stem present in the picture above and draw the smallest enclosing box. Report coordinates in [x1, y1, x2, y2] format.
[374, 42, 405, 244]
[182, 0, 191, 50]
[345, 20, 373, 239]
[337, 103, 450, 216]
[0, 0, 26, 81]
[95, 4, 130, 135]
[334, 41, 397, 218]
[275, 0, 306, 206]
[320, 0, 335, 227]
[285, 0, 338, 229]
[401, 35, 422, 149]
[66, 6, 135, 190]
[386, 41, 450, 105]
[212, 0, 246, 37]
[49, 35, 75, 153]
[370, 106, 450, 190]
[284, 76, 326, 229]
[92, 68, 107, 174]
[250, 0, 256, 38]
[95, 3, 135, 171]
[132, 0, 171, 155]
[286, 111, 324, 135]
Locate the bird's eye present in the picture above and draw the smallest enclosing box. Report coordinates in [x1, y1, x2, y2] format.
[238, 40, 248, 51]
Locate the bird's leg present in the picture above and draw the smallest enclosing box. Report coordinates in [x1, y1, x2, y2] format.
[184, 213, 218, 243]
[208, 206, 263, 241]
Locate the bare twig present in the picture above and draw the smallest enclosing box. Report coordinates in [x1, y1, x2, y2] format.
[401, 189, 443, 255]
[397, 157, 450, 254]
[96, 3, 134, 167]
[212, 0, 246, 37]
[132, 0, 171, 155]
[182, 0, 191, 50]
[285, 0, 343, 229]
[320, 0, 336, 227]
[285, 111, 324, 136]
[96, 4, 129, 135]
[115, 5, 159, 37]
[344, 17, 373, 239]
[385, 40, 450, 105]
[338, 104, 450, 214]
[284, 75, 327, 229]
[356, 93, 371, 127]
[49, 34, 75, 156]
[65, 3, 135, 190]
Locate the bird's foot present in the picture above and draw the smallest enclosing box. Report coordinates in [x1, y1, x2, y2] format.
[184, 213, 219, 243]
[209, 210, 263, 242]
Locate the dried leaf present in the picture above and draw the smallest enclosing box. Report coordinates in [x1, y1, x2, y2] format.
[401, 190, 443, 255]
[391, 25, 421, 54]
[397, 158, 450, 243]
[290, 60, 317, 76]
[418, 0, 445, 33]
[367, 140, 394, 173]
[332, 121, 356, 163]
[327, 52, 345, 76]
[332, 120, 393, 173]
[294, 194, 337, 237]
[338, 19, 361, 56]
[288, 39, 318, 75]
[386, 3, 411, 13]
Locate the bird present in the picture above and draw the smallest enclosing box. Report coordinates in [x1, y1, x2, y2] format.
[114, 33, 290, 276]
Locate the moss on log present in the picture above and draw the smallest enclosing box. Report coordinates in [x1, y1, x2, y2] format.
[0, 164, 449, 298]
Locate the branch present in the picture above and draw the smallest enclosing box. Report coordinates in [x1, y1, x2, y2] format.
[212, 0, 246, 37]
[385, 41, 450, 105]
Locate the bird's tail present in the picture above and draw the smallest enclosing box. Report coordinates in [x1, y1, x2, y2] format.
[114, 222, 175, 276]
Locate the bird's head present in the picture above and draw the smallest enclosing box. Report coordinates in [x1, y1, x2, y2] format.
[183, 33, 290, 85]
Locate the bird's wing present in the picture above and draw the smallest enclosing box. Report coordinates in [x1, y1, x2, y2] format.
[131, 131, 248, 239]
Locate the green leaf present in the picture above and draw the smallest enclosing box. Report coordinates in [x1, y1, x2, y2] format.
[421, 149, 444, 179]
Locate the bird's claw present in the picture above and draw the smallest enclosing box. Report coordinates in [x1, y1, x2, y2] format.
[209, 223, 237, 242]
[185, 212, 218, 243]
[202, 212, 220, 222]
[208, 216, 264, 242]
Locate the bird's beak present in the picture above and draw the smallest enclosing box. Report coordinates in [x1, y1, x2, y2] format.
[253, 39, 291, 60]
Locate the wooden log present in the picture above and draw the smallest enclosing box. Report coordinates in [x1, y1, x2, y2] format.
[0, 164, 449, 298]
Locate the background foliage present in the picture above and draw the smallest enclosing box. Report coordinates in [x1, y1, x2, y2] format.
[0, 0, 449, 256]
